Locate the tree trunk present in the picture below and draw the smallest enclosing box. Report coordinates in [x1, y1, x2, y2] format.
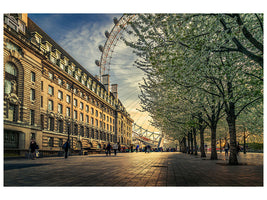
[193, 127, 198, 155]
[226, 108, 238, 165]
[187, 132, 191, 154]
[219, 138, 222, 153]
[210, 125, 218, 160]
[183, 137, 187, 153]
[199, 127, 206, 157]
[243, 131, 246, 154]
[190, 130, 194, 155]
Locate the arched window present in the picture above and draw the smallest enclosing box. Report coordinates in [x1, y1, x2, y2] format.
[4, 62, 18, 94]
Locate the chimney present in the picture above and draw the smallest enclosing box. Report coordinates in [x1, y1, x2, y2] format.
[102, 74, 110, 93]
[111, 84, 118, 100]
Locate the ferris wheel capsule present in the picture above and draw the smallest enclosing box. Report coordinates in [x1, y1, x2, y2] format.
[105, 31, 110, 38]
[98, 45, 104, 52]
[95, 60, 100, 66]
[113, 17, 119, 25]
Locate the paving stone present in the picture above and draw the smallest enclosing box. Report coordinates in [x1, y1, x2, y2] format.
[4, 152, 263, 186]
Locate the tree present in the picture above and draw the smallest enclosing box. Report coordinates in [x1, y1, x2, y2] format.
[124, 13, 263, 165]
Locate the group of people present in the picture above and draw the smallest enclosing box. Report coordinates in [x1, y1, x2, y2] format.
[105, 142, 120, 156]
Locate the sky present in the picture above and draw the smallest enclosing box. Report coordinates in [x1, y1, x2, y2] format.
[28, 13, 155, 132]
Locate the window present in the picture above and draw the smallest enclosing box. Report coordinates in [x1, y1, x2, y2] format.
[4, 62, 17, 94]
[41, 114, 44, 130]
[48, 100, 53, 111]
[80, 102, 83, 110]
[58, 120, 63, 133]
[86, 105, 89, 112]
[80, 126, 84, 137]
[7, 104, 17, 122]
[30, 110, 35, 125]
[66, 83, 71, 90]
[66, 107, 70, 117]
[48, 137, 54, 147]
[91, 117, 94, 125]
[74, 99, 77, 107]
[80, 92, 83, 98]
[86, 128, 90, 138]
[74, 110, 77, 119]
[95, 119, 98, 127]
[41, 81, 43, 91]
[73, 88, 77, 94]
[41, 96, 43, 107]
[86, 115, 89, 123]
[48, 72, 54, 80]
[107, 116, 109, 122]
[58, 104, 63, 114]
[49, 117, 54, 131]
[31, 133, 36, 140]
[58, 90, 63, 100]
[74, 124, 78, 135]
[95, 110, 98, 117]
[91, 108, 94, 115]
[48, 85, 54, 95]
[80, 113, 83, 122]
[85, 96, 88, 101]
[103, 114, 106, 121]
[66, 95, 70, 103]
[30, 89, 35, 101]
[58, 78, 63, 85]
[31, 71, 35, 82]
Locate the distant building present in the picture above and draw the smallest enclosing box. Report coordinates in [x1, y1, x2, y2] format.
[3, 13, 133, 156]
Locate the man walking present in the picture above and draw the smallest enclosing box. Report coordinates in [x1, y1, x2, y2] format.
[63, 139, 70, 159]
[113, 142, 118, 156]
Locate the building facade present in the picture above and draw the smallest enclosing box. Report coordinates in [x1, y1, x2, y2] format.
[3, 13, 133, 156]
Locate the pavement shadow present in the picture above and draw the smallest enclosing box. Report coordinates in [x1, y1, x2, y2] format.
[87, 155, 123, 158]
[4, 163, 49, 171]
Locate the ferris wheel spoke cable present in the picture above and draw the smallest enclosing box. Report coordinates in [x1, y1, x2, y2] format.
[96, 14, 161, 137]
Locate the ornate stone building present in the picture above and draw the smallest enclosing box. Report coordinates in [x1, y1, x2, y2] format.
[3, 13, 133, 156]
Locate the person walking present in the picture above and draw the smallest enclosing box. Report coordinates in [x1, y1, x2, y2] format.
[136, 145, 139, 153]
[113, 142, 118, 156]
[106, 142, 112, 156]
[29, 138, 38, 160]
[63, 140, 70, 159]
[224, 141, 230, 157]
[118, 143, 121, 152]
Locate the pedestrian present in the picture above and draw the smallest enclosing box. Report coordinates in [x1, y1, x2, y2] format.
[113, 142, 118, 156]
[29, 138, 38, 160]
[144, 145, 148, 153]
[224, 141, 230, 157]
[106, 142, 111, 156]
[118, 143, 121, 152]
[147, 145, 151, 153]
[131, 145, 133, 153]
[136, 145, 139, 153]
[62, 139, 70, 159]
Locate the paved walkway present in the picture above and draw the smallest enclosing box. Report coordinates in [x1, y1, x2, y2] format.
[4, 152, 263, 186]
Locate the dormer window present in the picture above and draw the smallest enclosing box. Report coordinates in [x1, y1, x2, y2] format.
[31, 32, 42, 44]
[43, 41, 52, 52]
